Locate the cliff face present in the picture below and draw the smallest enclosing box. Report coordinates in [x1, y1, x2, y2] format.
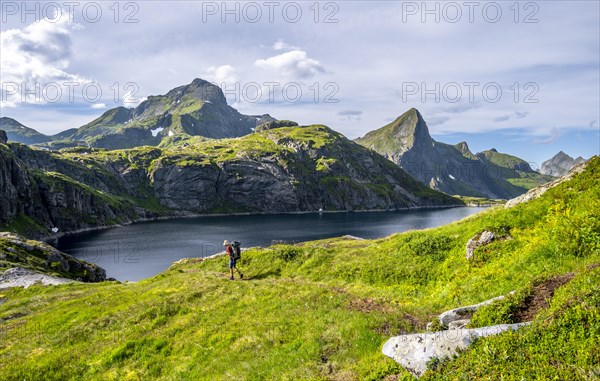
[356, 109, 554, 199]
[0, 143, 155, 238]
[0, 125, 460, 238]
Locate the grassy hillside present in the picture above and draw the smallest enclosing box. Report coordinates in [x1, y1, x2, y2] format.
[0, 157, 598, 380]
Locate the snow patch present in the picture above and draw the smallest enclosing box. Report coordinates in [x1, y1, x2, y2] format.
[151, 127, 164, 137]
[168, 130, 174, 137]
[449, 174, 456, 180]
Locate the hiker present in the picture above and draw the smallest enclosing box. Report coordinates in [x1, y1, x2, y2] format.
[223, 240, 243, 280]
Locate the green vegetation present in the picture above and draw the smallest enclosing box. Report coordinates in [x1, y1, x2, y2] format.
[0, 158, 598, 380]
[453, 196, 506, 206]
[423, 267, 600, 380]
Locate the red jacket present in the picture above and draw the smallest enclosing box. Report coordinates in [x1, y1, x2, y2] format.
[226, 246, 233, 257]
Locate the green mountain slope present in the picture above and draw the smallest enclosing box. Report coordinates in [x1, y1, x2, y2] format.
[0, 157, 597, 380]
[56, 79, 275, 149]
[1, 124, 459, 238]
[0, 117, 52, 145]
[355, 108, 555, 199]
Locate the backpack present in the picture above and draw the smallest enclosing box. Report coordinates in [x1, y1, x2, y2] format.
[231, 241, 242, 260]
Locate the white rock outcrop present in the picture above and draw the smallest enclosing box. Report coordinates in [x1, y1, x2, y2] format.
[437, 292, 512, 327]
[382, 323, 529, 377]
[465, 230, 495, 260]
[0, 267, 74, 289]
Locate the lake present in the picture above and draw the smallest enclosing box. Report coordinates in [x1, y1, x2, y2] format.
[55, 207, 487, 281]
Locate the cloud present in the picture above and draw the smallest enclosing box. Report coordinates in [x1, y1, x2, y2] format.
[515, 111, 529, 119]
[0, 13, 87, 107]
[494, 111, 530, 122]
[428, 116, 451, 126]
[255, 50, 325, 79]
[590, 120, 598, 128]
[123, 93, 147, 107]
[494, 115, 511, 122]
[90, 103, 107, 109]
[533, 127, 562, 144]
[338, 110, 363, 121]
[205, 65, 238, 85]
[272, 39, 300, 51]
[433, 104, 480, 114]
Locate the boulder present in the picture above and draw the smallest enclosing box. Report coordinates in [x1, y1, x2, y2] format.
[0, 267, 74, 289]
[465, 230, 495, 260]
[0, 232, 107, 282]
[437, 292, 512, 328]
[382, 323, 530, 377]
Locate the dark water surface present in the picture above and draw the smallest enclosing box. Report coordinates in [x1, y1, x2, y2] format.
[55, 207, 487, 281]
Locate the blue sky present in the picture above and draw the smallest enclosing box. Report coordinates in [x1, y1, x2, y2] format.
[1, 1, 598, 164]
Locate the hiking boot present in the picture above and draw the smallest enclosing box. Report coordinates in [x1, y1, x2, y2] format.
[240, 273, 244, 279]
[229, 276, 234, 280]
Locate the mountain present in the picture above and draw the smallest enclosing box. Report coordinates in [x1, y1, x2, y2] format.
[0, 124, 460, 238]
[0, 117, 52, 145]
[56, 78, 275, 149]
[356, 108, 554, 199]
[540, 151, 586, 177]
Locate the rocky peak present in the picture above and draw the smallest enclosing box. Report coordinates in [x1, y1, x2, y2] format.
[393, 108, 434, 148]
[0, 129, 7, 144]
[165, 78, 227, 105]
[454, 141, 472, 156]
[540, 151, 586, 177]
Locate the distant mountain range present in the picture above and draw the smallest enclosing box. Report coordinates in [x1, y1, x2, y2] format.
[540, 151, 586, 177]
[0, 78, 573, 201]
[355, 108, 555, 199]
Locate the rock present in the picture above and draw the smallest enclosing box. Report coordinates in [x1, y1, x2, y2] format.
[0, 232, 107, 282]
[438, 293, 512, 328]
[382, 323, 530, 377]
[0, 267, 74, 289]
[447, 319, 470, 330]
[465, 230, 495, 260]
[0, 129, 7, 144]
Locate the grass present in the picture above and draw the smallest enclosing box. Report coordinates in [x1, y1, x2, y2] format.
[0, 158, 598, 380]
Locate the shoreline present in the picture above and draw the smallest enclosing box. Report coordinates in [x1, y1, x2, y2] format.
[40, 204, 488, 243]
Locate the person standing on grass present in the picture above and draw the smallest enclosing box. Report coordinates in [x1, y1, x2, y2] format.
[224, 240, 243, 280]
